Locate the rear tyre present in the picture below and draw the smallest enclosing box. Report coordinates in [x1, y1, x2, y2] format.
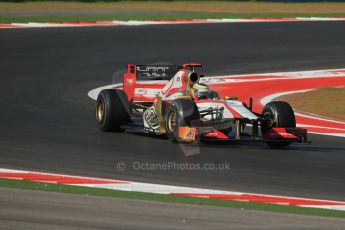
[261, 101, 296, 148]
[165, 99, 200, 143]
[96, 89, 130, 132]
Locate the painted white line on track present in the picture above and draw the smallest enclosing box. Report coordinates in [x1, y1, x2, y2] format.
[300, 205, 345, 211]
[260, 89, 345, 137]
[260, 89, 315, 106]
[87, 83, 121, 100]
[295, 112, 345, 125]
[1, 167, 345, 211]
[206, 68, 345, 79]
[2, 17, 345, 29]
[297, 124, 345, 131]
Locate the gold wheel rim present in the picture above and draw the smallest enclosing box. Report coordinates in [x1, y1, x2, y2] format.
[167, 111, 176, 133]
[96, 99, 105, 124]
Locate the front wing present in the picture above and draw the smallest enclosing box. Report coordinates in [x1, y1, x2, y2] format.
[178, 126, 308, 143]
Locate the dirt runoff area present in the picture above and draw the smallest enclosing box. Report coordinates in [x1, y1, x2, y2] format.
[279, 87, 345, 121]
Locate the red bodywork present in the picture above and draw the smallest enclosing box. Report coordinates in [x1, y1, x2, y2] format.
[123, 64, 137, 102]
[121, 63, 308, 144]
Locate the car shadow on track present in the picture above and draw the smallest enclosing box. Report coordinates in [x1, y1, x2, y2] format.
[127, 130, 345, 154]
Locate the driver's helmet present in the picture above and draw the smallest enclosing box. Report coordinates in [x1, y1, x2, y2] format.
[192, 82, 211, 99]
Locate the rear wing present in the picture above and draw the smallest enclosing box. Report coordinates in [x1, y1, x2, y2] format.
[136, 65, 182, 81]
[123, 64, 182, 101]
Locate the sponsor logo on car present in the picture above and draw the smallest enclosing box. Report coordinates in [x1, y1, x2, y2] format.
[179, 127, 197, 141]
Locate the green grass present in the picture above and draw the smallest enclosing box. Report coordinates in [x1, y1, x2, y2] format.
[1, 12, 345, 23]
[1, 178, 344, 218]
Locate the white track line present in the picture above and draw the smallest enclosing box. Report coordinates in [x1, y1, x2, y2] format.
[295, 112, 345, 125]
[1, 167, 345, 211]
[2, 17, 345, 29]
[260, 89, 315, 106]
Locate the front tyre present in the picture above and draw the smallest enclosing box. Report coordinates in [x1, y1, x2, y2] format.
[261, 101, 296, 148]
[165, 99, 200, 143]
[96, 89, 130, 132]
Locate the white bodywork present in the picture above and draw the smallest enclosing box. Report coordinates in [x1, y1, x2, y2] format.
[196, 101, 258, 121]
[196, 102, 233, 120]
[142, 70, 259, 132]
[143, 100, 258, 131]
[226, 100, 259, 120]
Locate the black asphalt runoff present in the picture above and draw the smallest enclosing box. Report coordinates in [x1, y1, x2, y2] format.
[1, 187, 345, 230]
[0, 22, 345, 201]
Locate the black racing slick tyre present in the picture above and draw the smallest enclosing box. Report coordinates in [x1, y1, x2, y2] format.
[96, 89, 130, 132]
[261, 101, 296, 148]
[165, 99, 200, 143]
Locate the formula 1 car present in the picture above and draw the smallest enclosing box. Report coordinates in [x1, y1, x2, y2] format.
[95, 63, 308, 148]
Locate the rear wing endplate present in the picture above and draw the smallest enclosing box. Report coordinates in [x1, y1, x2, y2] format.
[123, 64, 182, 101]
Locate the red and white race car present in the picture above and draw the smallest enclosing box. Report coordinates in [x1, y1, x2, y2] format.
[95, 63, 308, 148]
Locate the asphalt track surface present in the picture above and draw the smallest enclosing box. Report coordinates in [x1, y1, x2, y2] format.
[2, 187, 345, 230]
[0, 21, 345, 202]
